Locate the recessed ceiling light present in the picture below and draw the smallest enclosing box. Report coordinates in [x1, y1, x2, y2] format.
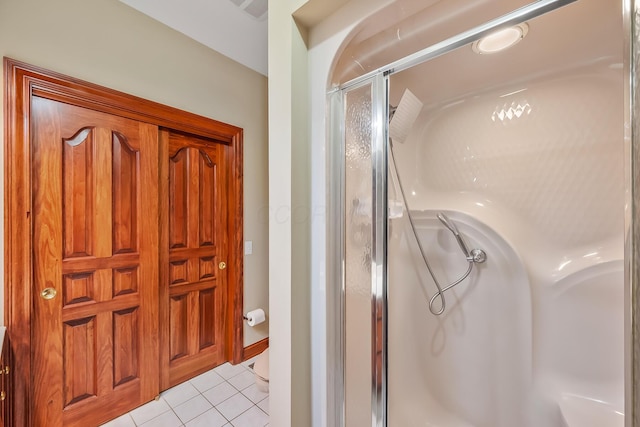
[472, 23, 529, 54]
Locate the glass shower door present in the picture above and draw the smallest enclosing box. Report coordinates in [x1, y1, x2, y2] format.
[335, 74, 388, 427]
[328, 0, 640, 426]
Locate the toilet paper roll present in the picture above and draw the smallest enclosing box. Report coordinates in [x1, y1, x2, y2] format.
[245, 308, 266, 327]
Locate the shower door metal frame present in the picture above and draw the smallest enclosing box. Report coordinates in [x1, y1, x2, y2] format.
[330, 73, 389, 427]
[627, 0, 640, 425]
[331, 0, 640, 426]
[327, 86, 346, 427]
[370, 74, 389, 427]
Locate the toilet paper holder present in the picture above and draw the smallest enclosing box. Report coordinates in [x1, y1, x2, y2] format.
[243, 308, 266, 326]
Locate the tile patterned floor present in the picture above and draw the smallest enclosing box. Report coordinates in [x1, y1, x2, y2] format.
[100, 358, 268, 427]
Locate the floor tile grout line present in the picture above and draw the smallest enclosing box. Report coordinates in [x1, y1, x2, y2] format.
[200, 385, 267, 426]
[116, 361, 267, 427]
[168, 406, 186, 427]
[134, 398, 182, 427]
[168, 392, 218, 425]
[170, 399, 198, 426]
[239, 383, 269, 402]
[198, 379, 242, 408]
[130, 398, 267, 427]
[227, 405, 267, 425]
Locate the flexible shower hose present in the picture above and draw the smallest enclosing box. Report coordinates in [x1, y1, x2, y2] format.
[388, 140, 475, 315]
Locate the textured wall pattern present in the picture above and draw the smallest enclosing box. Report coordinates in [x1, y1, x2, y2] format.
[415, 72, 623, 249]
[387, 68, 626, 426]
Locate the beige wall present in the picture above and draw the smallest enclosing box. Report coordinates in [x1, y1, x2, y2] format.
[0, 0, 269, 347]
[268, 0, 312, 425]
[290, 15, 312, 427]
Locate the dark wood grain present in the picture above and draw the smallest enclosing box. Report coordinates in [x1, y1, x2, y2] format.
[243, 338, 269, 361]
[4, 57, 245, 426]
[227, 132, 245, 364]
[0, 330, 13, 427]
[31, 98, 159, 427]
[163, 131, 228, 388]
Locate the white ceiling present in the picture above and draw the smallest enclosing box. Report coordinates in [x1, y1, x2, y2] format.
[120, 0, 268, 76]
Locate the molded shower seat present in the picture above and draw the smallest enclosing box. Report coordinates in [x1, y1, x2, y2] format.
[539, 259, 624, 427]
[558, 395, 623, 427]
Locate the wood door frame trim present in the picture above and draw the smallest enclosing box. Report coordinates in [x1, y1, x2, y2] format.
[243, 338, 269, 361]
[3, 57, 245, 426]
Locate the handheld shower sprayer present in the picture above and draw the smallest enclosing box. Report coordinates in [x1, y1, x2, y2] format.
[437, 213, 470, 257]
[388, 89, 487, 315]
[437, 212, 487, 264]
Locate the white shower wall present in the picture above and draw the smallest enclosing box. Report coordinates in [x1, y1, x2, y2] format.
[387, 63, 625, 426]
[399, 69, 623, 253]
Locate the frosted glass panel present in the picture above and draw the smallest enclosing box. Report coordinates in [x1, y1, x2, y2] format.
[344, 83, 373, 427]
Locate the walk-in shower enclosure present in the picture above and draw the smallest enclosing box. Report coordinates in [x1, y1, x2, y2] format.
[328, 0, 640, 426]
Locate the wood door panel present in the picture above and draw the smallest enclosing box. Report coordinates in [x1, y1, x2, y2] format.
[112, 307, 139, 386]
[62, 127, 95, 258]
[198, 288, 217, 348]
[199, 256, 216, 280]
[162, 131, 227, 388]
[169, 294, 188, 361]
[166, 346, 220, 386]
[198, 153, 216, 247]
[31, 96, 159, 427]
[5, 59, 244, 426]
[169, 149, 189, 249]
[169, 260, 189, 285]
[113, 266, 139, 297]
[63, 316, 97, 406]
[112, 133, 139, 255]
[63, 272, 95, 306]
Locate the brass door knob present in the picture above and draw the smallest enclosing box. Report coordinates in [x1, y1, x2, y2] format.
[219, 262, 227, 270]
[40, 287, 57, 300]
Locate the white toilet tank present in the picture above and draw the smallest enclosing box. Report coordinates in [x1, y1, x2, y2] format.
[253, 348, 269, 393]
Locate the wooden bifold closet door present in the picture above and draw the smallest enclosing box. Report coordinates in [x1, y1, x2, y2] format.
[4, 58, 244, 427]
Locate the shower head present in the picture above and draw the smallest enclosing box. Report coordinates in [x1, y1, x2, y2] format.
[389, 105, 398, 121]
[437, 212, 471, 258]
[437, 212, 460, 235]
[389, 88, 423, 144]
